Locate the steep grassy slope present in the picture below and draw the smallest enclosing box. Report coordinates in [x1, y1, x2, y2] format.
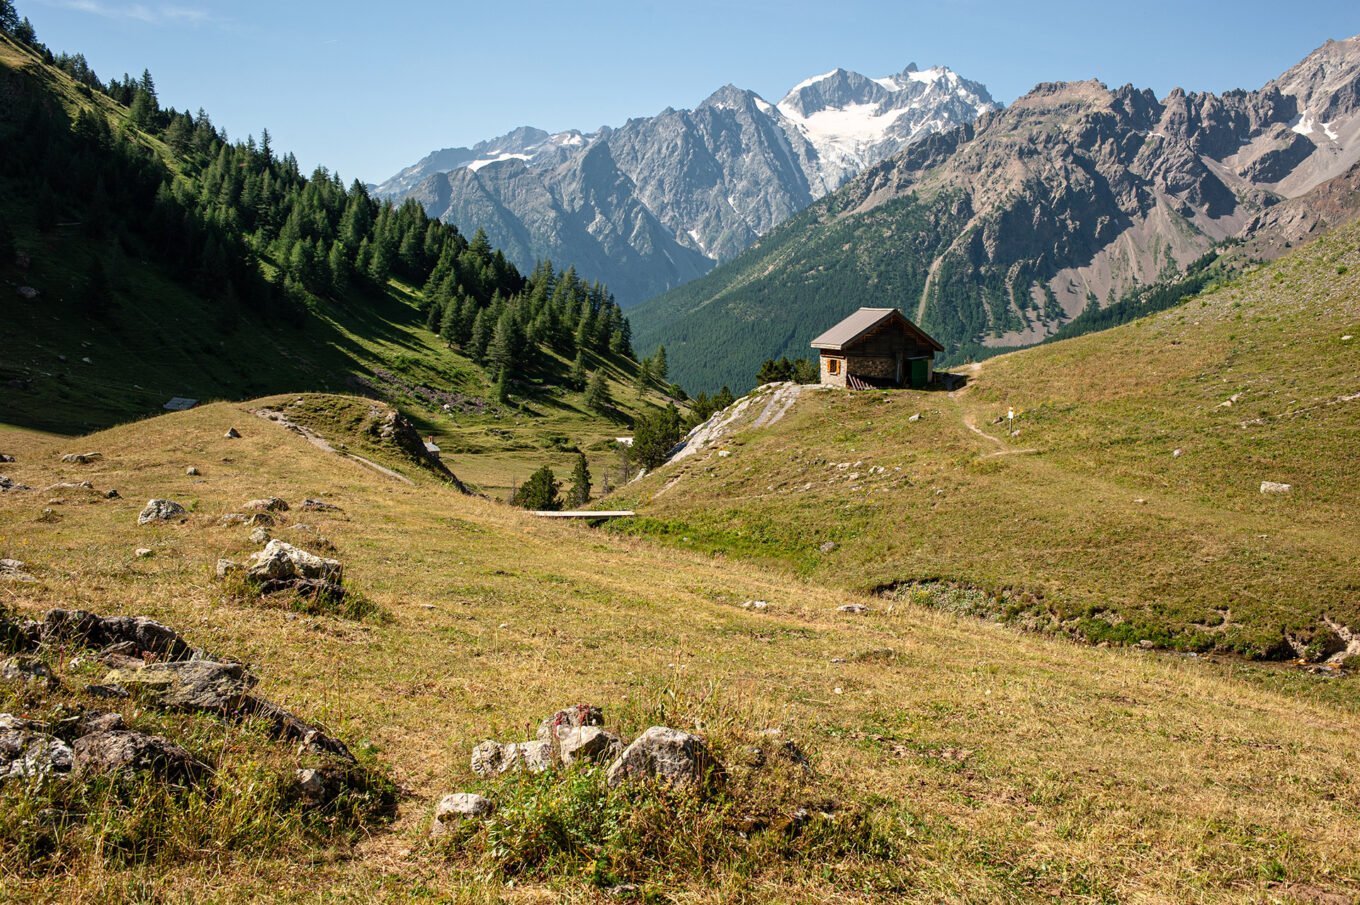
[1, 398, 1358, 901]
[614, 219, 1360, 658]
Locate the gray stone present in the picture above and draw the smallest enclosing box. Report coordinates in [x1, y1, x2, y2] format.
[430, 792, 495, 838]
[0, 714, 73, 780]
[0, 558, 36, 582]
[224, 428, 241, 439]
[247, 540, 342, 589]
[103, 660, 255, 713]
[819, 541, 837, 553]
[16, 286, 38, 300]
[0, 475, 32, 493]
[79, 711, 127, 734]
[605, 726, 724, 789]
[1, 655, 58, 690]
[186, 466, 199, 476]
[60, 452, 102, 464]
[138, 499, 187, 525]
[559, 725, 623, 766]
[44, 480, 94, 491]
[536, 704, 604, 742]
[249, 527, 271, 545]
[245, 497, 290, 512]
[216, 558, 242, 578]
[41, 609, 191, 662]
[135, 548, 153, 558]
[1260, 481, 1293, 494]
[471, 739, 554, 776]
[72, 730, 202, 783]
[837, 604, 869, 614]
[301, 498, 342, 512]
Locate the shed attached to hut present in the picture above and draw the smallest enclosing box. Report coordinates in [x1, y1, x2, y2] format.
[810, 308, 943, 389]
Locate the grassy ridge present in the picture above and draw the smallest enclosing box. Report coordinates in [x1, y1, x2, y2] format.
[612, 221, 1360, 658]
[0, 398, 1357, 900]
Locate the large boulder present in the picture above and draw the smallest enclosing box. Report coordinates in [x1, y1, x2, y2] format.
[138, 499, 187, 525]
[606, 727, 724, 789]
[430, 792, 495, 838]
[0, 714, 73, 780]
[470, 739, 554, 776]
[103, 660, 255, 713]
[72, 730, 203, 783]
[246, 540, 343, 595]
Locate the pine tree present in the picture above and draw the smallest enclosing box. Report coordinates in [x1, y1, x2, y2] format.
[0, 1, 19, 34]
[487, 308, 523, 377]
[568, 352, 587, 392]
[493, 368, 510, 404]
[653, 345, 668, 380]
[584, 370, 610, 412]
[469, 308, 492, 362]
[511, 464, 561, 511]
[567, 454, 591, 507]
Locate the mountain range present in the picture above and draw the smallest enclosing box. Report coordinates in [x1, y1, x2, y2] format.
[375, 64, 997, 304]
[630, 35, 1360, 392]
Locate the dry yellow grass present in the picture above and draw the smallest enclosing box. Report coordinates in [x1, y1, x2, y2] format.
[1, 400, 1358, 902]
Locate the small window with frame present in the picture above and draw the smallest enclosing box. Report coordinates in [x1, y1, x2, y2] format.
[828, 358, 841, 375]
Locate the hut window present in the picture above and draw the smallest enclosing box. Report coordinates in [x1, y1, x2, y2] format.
[828, 358, 841, 375]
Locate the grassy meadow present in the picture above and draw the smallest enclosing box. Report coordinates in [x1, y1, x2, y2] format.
[0, 392, 1358, 902]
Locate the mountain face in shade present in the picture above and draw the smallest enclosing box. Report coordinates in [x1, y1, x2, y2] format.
[376, 64, 998, 305]
[628, 36, 1360, 394]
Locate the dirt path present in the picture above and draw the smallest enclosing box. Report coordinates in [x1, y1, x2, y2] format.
[251, 408, 415, 485]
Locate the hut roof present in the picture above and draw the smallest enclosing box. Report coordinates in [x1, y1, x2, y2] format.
[810, 308, 943, 352]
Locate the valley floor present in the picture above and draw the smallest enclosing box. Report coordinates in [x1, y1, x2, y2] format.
[1, 400, 1358, 902]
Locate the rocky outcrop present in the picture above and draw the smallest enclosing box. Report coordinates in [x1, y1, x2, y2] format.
[72, 729, 203, 783]
[471, 739, 554, 776]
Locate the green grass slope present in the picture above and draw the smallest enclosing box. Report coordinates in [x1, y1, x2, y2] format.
[1, 399, 1358, 901]
[613, 219, 1360, 658]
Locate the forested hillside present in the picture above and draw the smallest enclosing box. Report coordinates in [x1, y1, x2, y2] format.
[0, 17, 672, 490]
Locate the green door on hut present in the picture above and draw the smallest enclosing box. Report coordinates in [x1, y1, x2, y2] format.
[909, 358, 929, 389]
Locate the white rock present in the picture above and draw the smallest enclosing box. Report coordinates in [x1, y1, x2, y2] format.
[135, 548, 152, 558]
[430, 793, 494, 838]
[1260, 481, 1292, 494]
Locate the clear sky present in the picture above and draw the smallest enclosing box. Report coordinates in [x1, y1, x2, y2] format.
[19, 0, 1360, 185]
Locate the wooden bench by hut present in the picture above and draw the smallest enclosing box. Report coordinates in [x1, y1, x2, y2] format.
[810, 308, 943, 389]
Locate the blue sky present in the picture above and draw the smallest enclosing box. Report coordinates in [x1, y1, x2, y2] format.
[20, 0, 1360, 185]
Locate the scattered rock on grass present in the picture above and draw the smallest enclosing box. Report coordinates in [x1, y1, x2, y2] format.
[138, 499, 187, 525]
[186, 466, 199, 476]
[606, 726, 724, 789]
[224, 428, 241, 439]
[837, 604, 869, 615]
[301, 499, 342, 513]
[1, 655, 59, 689]
[249, 527, 271, 544]
[135, 548, 153, 558]
[0, 476, 31, 493]
[741, 600, 769, 611]
[72, 730, 203, 783]
[819, 541, 837, 553]
[537, 704, 605, 742]
[60, 452, 102, 464]
[430, 792, 495, 838]
[560, 725, 624, 766]
[216, 558, 242, 578]
[245, 497, 290, 512]
[1260, 481, 1292, 494]
[0, 558, 36, 582]
[104, 660, 253, 713]
[246, 540, 343, 597]
[471, 739, 554, 776]
[0, 714, 73, 780]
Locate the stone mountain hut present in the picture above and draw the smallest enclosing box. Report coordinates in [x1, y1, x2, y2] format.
[810, 307, 943, 389]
